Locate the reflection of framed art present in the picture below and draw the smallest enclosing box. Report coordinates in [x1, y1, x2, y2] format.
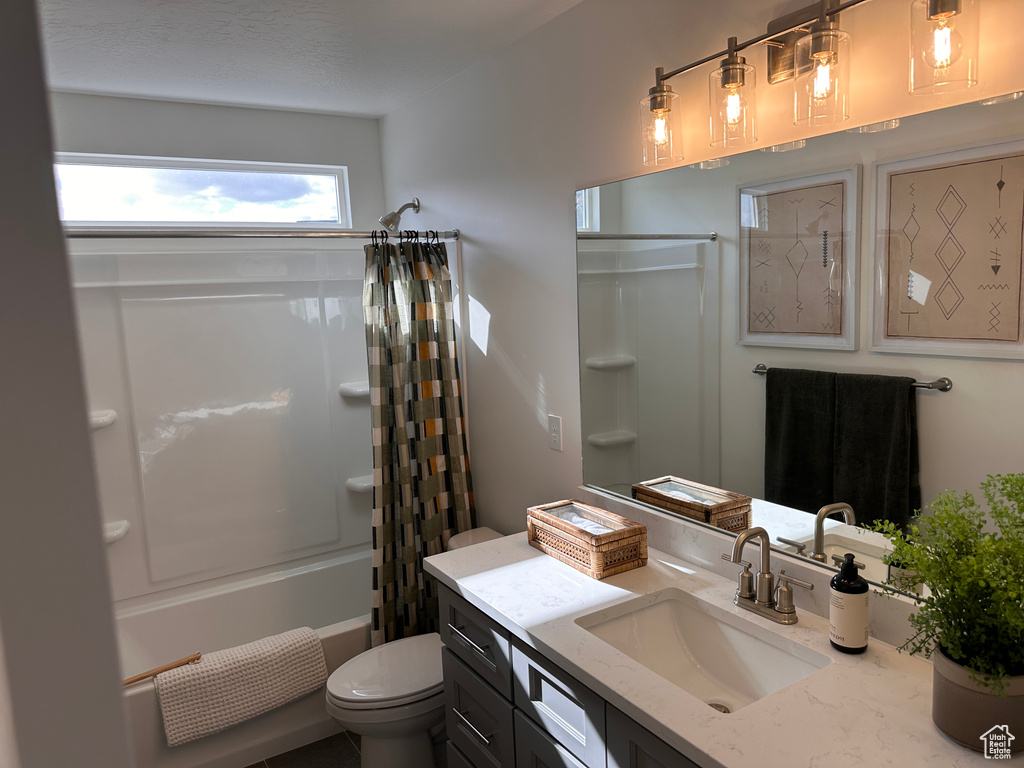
[739, 167, 860, 350]
[871, 140, 1024, 359]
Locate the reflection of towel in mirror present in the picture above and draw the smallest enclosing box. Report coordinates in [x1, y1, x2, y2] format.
[764, 368, 837, 516]
[153, 627, 327, 747]
[764, 368, 919, 529]
[833, 373, 919, 530]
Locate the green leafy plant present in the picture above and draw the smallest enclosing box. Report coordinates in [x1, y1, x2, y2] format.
[872, 473, 1024, 695]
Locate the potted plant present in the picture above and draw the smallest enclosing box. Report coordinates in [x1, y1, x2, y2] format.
[872, 473, 1024, 752]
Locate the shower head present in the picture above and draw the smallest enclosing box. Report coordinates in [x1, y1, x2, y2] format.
[378, 198, 420, 232]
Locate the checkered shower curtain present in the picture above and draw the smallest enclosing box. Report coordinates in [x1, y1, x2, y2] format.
[363, 237, 475, 645]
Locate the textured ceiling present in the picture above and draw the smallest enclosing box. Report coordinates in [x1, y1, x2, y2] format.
[37, 0, 584, 116]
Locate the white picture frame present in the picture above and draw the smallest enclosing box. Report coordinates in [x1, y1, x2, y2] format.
[738, 166, 860, 350]
[870, 139, 1024, 359]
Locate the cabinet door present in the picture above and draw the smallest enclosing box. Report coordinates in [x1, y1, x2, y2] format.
[441, 585, 514, 699]
[443, 647, 516, 768]
[514, 710, 588, 768]
[512, 641, 606, 767]
[606, 706, 701, 768]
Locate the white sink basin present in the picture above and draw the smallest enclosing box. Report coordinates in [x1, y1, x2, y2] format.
[575, 588, 830, 713]
[794, 529, 892, 584]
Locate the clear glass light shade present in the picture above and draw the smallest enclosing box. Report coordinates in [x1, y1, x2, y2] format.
[910, 0, 979, 94]
[709, 63, 757, 147]
[639, 90, 684, 166]
[794, 28, 850, 125]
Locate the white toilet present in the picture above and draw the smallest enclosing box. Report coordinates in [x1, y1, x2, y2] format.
[325, 526, 502, 768]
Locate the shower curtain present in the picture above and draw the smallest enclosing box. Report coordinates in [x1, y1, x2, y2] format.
[363, 234, 475, 645]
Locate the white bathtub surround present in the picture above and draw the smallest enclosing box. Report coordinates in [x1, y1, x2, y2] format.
[424, 534, 998, 767]
[154, 627, 328, 747]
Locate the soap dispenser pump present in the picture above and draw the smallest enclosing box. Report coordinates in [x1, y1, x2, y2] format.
[829, 552, 868, 654]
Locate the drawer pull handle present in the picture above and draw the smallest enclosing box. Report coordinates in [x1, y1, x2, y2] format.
[452, 707, 492, 746]
[448, 623, 491, 657]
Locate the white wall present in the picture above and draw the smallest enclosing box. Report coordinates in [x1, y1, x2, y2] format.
[380, 0, 1024, 532]
[49, 93, 386, 230]
[0, 1, 131, 765]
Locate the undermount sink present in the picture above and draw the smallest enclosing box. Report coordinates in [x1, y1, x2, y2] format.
[795, 529, 892, 584]
[575, 588, 830, 713]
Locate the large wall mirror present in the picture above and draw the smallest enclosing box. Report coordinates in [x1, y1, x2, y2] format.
[576, 93, 1024, 588]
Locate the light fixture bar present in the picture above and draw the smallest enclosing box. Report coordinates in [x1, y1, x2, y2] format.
[655, 0, 875, 86]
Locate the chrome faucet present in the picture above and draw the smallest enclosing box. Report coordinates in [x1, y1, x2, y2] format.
[721, 526, 813, 625]
[811, 503, 856, 562]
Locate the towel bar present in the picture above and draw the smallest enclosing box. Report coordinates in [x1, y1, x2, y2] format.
[752, 363, 952, 392]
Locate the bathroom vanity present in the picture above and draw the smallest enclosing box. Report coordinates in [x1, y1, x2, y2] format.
[426, 533, 1000, 767]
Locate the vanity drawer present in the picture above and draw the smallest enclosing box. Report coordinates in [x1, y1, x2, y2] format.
[512, 640, 606, 768]
[448, 740, 477, 768]
[606, 706, 700, 768]
[514, 710, 588, 768]
[443, 647, 516, 768]
[441, 586, 514, 699]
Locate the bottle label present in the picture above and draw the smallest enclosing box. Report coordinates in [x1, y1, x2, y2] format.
[829, 590, 869, 648]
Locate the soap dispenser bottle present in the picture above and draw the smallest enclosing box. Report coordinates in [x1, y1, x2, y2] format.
[829, 552, 868, 654]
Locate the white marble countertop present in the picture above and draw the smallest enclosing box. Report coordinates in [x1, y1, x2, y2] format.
[425, 533, 1013, 768]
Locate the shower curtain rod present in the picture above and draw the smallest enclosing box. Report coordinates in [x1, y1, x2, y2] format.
[63, 228, 460, 241]
[752, 363, 953, 392]
[576, 232, 717, 241]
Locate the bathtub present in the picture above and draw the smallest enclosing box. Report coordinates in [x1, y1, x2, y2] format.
[119, 548, 372, 768]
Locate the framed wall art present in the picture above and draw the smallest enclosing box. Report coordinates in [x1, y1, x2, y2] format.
[871, 139, 1024, 359]
[739, 167, 860, 350]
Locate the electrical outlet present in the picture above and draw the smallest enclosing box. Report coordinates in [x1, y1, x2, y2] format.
[547, 414, 563, 452]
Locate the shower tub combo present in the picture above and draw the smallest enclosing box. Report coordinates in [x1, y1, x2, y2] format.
[71, 238, 381, 766]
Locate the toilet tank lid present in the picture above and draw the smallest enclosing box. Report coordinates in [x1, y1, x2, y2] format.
[448, 527, 501, 550]
[326, 632, 443, 705]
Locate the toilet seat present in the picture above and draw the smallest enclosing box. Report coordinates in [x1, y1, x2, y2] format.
[326, 632, 443, 710]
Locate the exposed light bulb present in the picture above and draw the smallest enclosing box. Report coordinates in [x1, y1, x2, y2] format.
[926, 20, 963, 69]
[725, 90, 742, 125]
[812, 60, 833, 100]
[653, 114, 668, 145]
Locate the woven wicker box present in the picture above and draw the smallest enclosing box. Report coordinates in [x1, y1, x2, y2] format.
[526, 499, 647, 580]
[632, 476, 752, 533]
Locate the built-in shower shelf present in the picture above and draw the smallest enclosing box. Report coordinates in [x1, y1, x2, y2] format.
[103, 520, 130, 544]
[338, 382, 371, 398]
[586, 430, 637, 448]
[345, 475, 374, 493]
[584, 355, 636, 371]
[89, 409, 118, 431]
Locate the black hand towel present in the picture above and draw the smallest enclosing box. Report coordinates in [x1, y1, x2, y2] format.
[764, 368, 837, 514]
[833, 373, 920, 530]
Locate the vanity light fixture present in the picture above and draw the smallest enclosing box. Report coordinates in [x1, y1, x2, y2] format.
[760, 140, 808, 152]
[976, 91, 1024, 105]
[910, 0, 979, 94]
[846, 119, 902, 132]
[794, 1, 851, 125]
[640, 67, 684, 166]
[710, 38, 758, 147]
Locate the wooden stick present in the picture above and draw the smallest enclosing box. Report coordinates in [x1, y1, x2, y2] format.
[122, 651, 201, 686]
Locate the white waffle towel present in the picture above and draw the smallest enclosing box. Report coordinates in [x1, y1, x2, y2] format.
[153, 627, 328, 747]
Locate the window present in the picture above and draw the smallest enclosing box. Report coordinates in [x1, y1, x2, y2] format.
[576, 187, 600, 232]
[54, 154, 351, 228]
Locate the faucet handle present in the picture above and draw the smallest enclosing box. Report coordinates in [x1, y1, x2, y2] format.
[830, 553, 866, 570]
[776, 536, 807, 555]
[721, 554, 755, 599]
[775, 570, 813, 615]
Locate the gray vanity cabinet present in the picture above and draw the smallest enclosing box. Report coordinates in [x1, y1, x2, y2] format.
[439, 585, 703, 768]
[606, 706, 700, 768]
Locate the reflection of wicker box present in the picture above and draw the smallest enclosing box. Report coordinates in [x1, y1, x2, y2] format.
[526, 499, 647, 580]
[632, 476, 752, 533]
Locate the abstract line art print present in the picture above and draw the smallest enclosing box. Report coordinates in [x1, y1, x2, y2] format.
[873, 140, 1024, 359]
[739, 167, 860, 350]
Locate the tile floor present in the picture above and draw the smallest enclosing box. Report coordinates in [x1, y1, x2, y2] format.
[244, 731, 360, 768]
